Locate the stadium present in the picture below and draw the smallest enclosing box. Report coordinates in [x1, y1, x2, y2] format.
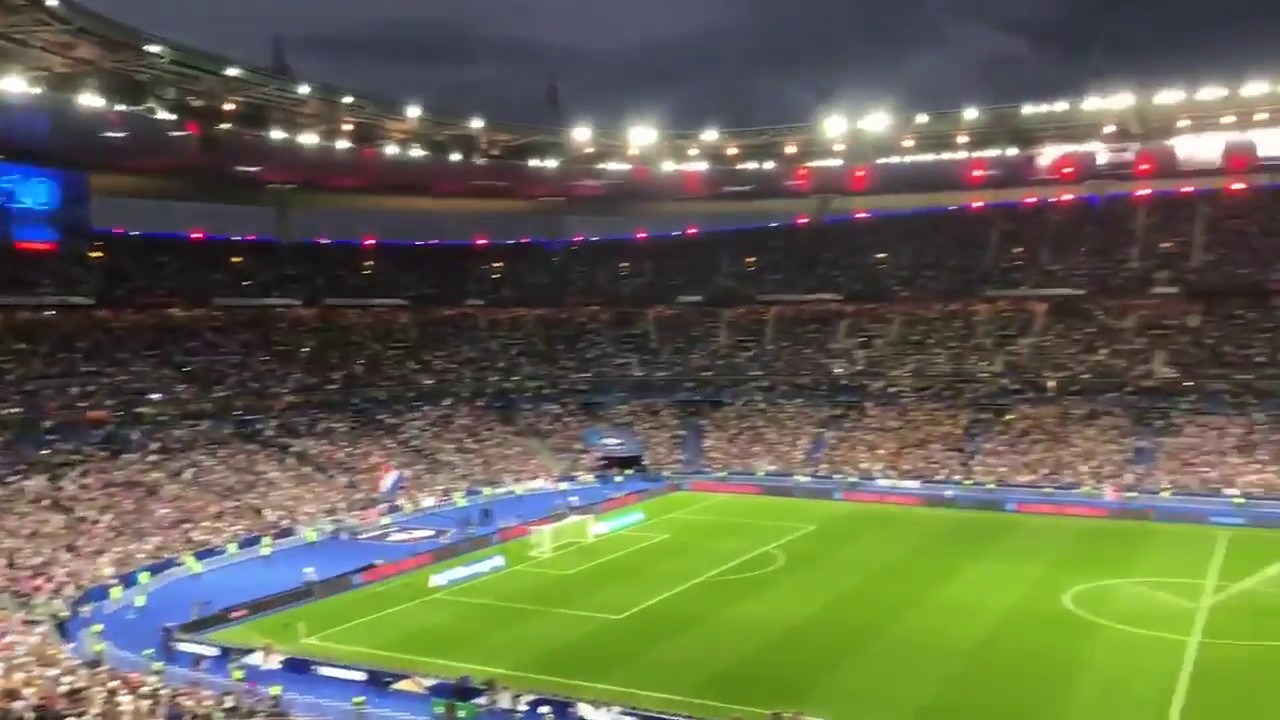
[8, 1, 1280, 719]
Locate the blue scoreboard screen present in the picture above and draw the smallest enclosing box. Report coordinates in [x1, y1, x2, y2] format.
[0, 161, 89, 250]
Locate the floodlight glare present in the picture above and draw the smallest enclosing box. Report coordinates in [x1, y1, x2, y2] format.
[223, 66, 244, 77]
[404, 104, 423, 119]
[143, 44, 166, 54]
[1193, 85, 1229, 102]
[821, 113, 848, 138]
[296, 83, 312, 95]
[699, 128, 720, 143]
[340, 95, 355, 104]
[1239, 80, 1271, 98]
[468, 116, 486, 130]
[296, 132, 320, 146]
[914, 113, 930, 125]
[1152, 88, 1187, 105]
[962, 107, 980, 121]
[856, 111, 892, 133]
[627, 125, 658, 147]
[570, 125, 593, 143]
[334, 138, 353, 150]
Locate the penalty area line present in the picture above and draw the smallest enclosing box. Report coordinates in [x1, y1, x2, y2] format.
[615, 525, 816, 618]
[302, 639, 775, 715]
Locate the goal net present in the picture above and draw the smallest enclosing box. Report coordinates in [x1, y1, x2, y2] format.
[529, 515, 594, 557]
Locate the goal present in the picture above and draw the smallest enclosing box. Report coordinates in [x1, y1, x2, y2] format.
[529, 515, 594, 557]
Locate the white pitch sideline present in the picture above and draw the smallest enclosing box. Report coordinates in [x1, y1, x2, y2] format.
[301, 638, 777, 716]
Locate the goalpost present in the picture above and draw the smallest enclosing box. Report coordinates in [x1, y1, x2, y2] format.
[529, 515, 595, 557]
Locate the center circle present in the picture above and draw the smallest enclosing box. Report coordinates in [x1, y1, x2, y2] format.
[1062, 578, 1280, 647]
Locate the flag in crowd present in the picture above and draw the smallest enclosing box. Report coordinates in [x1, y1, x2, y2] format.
[377, 464, 403, 500]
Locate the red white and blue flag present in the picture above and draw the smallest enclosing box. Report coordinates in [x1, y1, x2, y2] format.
[377, 464, 403, 500]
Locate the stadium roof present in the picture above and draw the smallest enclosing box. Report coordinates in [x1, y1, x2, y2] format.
[4, 0, 1280, 168]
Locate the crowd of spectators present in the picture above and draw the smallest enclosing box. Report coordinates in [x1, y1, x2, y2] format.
[5, 184, 1280, 718]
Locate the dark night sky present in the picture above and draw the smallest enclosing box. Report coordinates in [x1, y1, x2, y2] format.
[82, 0, 1278, 129]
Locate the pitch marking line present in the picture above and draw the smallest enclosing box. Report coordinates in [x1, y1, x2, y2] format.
[301, 639, 776, 716]
[661, 514, 818, 529]
[516, 534, 670, 575]
[429, 595, 619, 619]
[1168, 531, 1230, 720]
[705, 548, 787, 582]
[1128, 583, 1196, 609]
[615, 525, 816, 618]
[1208, 561, 1280, 607]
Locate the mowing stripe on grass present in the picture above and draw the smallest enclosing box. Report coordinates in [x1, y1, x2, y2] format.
[615, 525, 816, 618]
[1167, 531, 1230, 720]
[302, 639, 776, 716]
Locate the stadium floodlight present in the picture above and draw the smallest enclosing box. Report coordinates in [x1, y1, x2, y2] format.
[296, 83, 312, 95]
[699, 128, 720, 143]
[570, 125, 593, 143]
[529, 515, 594, 557]
[1081, 92, 1135, 111]
[0, 74, 35, 94]
[334, 138, 353, 150]
[820, 113, 848, 138]
[857, 111, 892, 133]
[961, 107, 980, 121]
[340, 95, 355, 104]
[1152, 88, 1187, 105]
[1193, 85, 1229, 102]
[295, 132, 320, 146]
[468, 116, 486, 130]
[914, 112, 930, 125]
[1021, 101, 1069, 115]
[1239, 80, 1271, 98]
[404, 103, 423, 119]
[627, 125, 659, 147]
[75, 91, 106, 109]
[267, 128, 289, 140]
[142, 43, 166, 54]
[223, 65, 244, 77]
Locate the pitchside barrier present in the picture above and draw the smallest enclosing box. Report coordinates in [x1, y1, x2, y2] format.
[671, 472, 1280, 526]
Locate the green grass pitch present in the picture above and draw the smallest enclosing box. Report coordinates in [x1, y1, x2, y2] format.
[212, 492, 1280, 719]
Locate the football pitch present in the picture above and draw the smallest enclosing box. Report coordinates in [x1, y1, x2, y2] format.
[212, 492, 1280, 719]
